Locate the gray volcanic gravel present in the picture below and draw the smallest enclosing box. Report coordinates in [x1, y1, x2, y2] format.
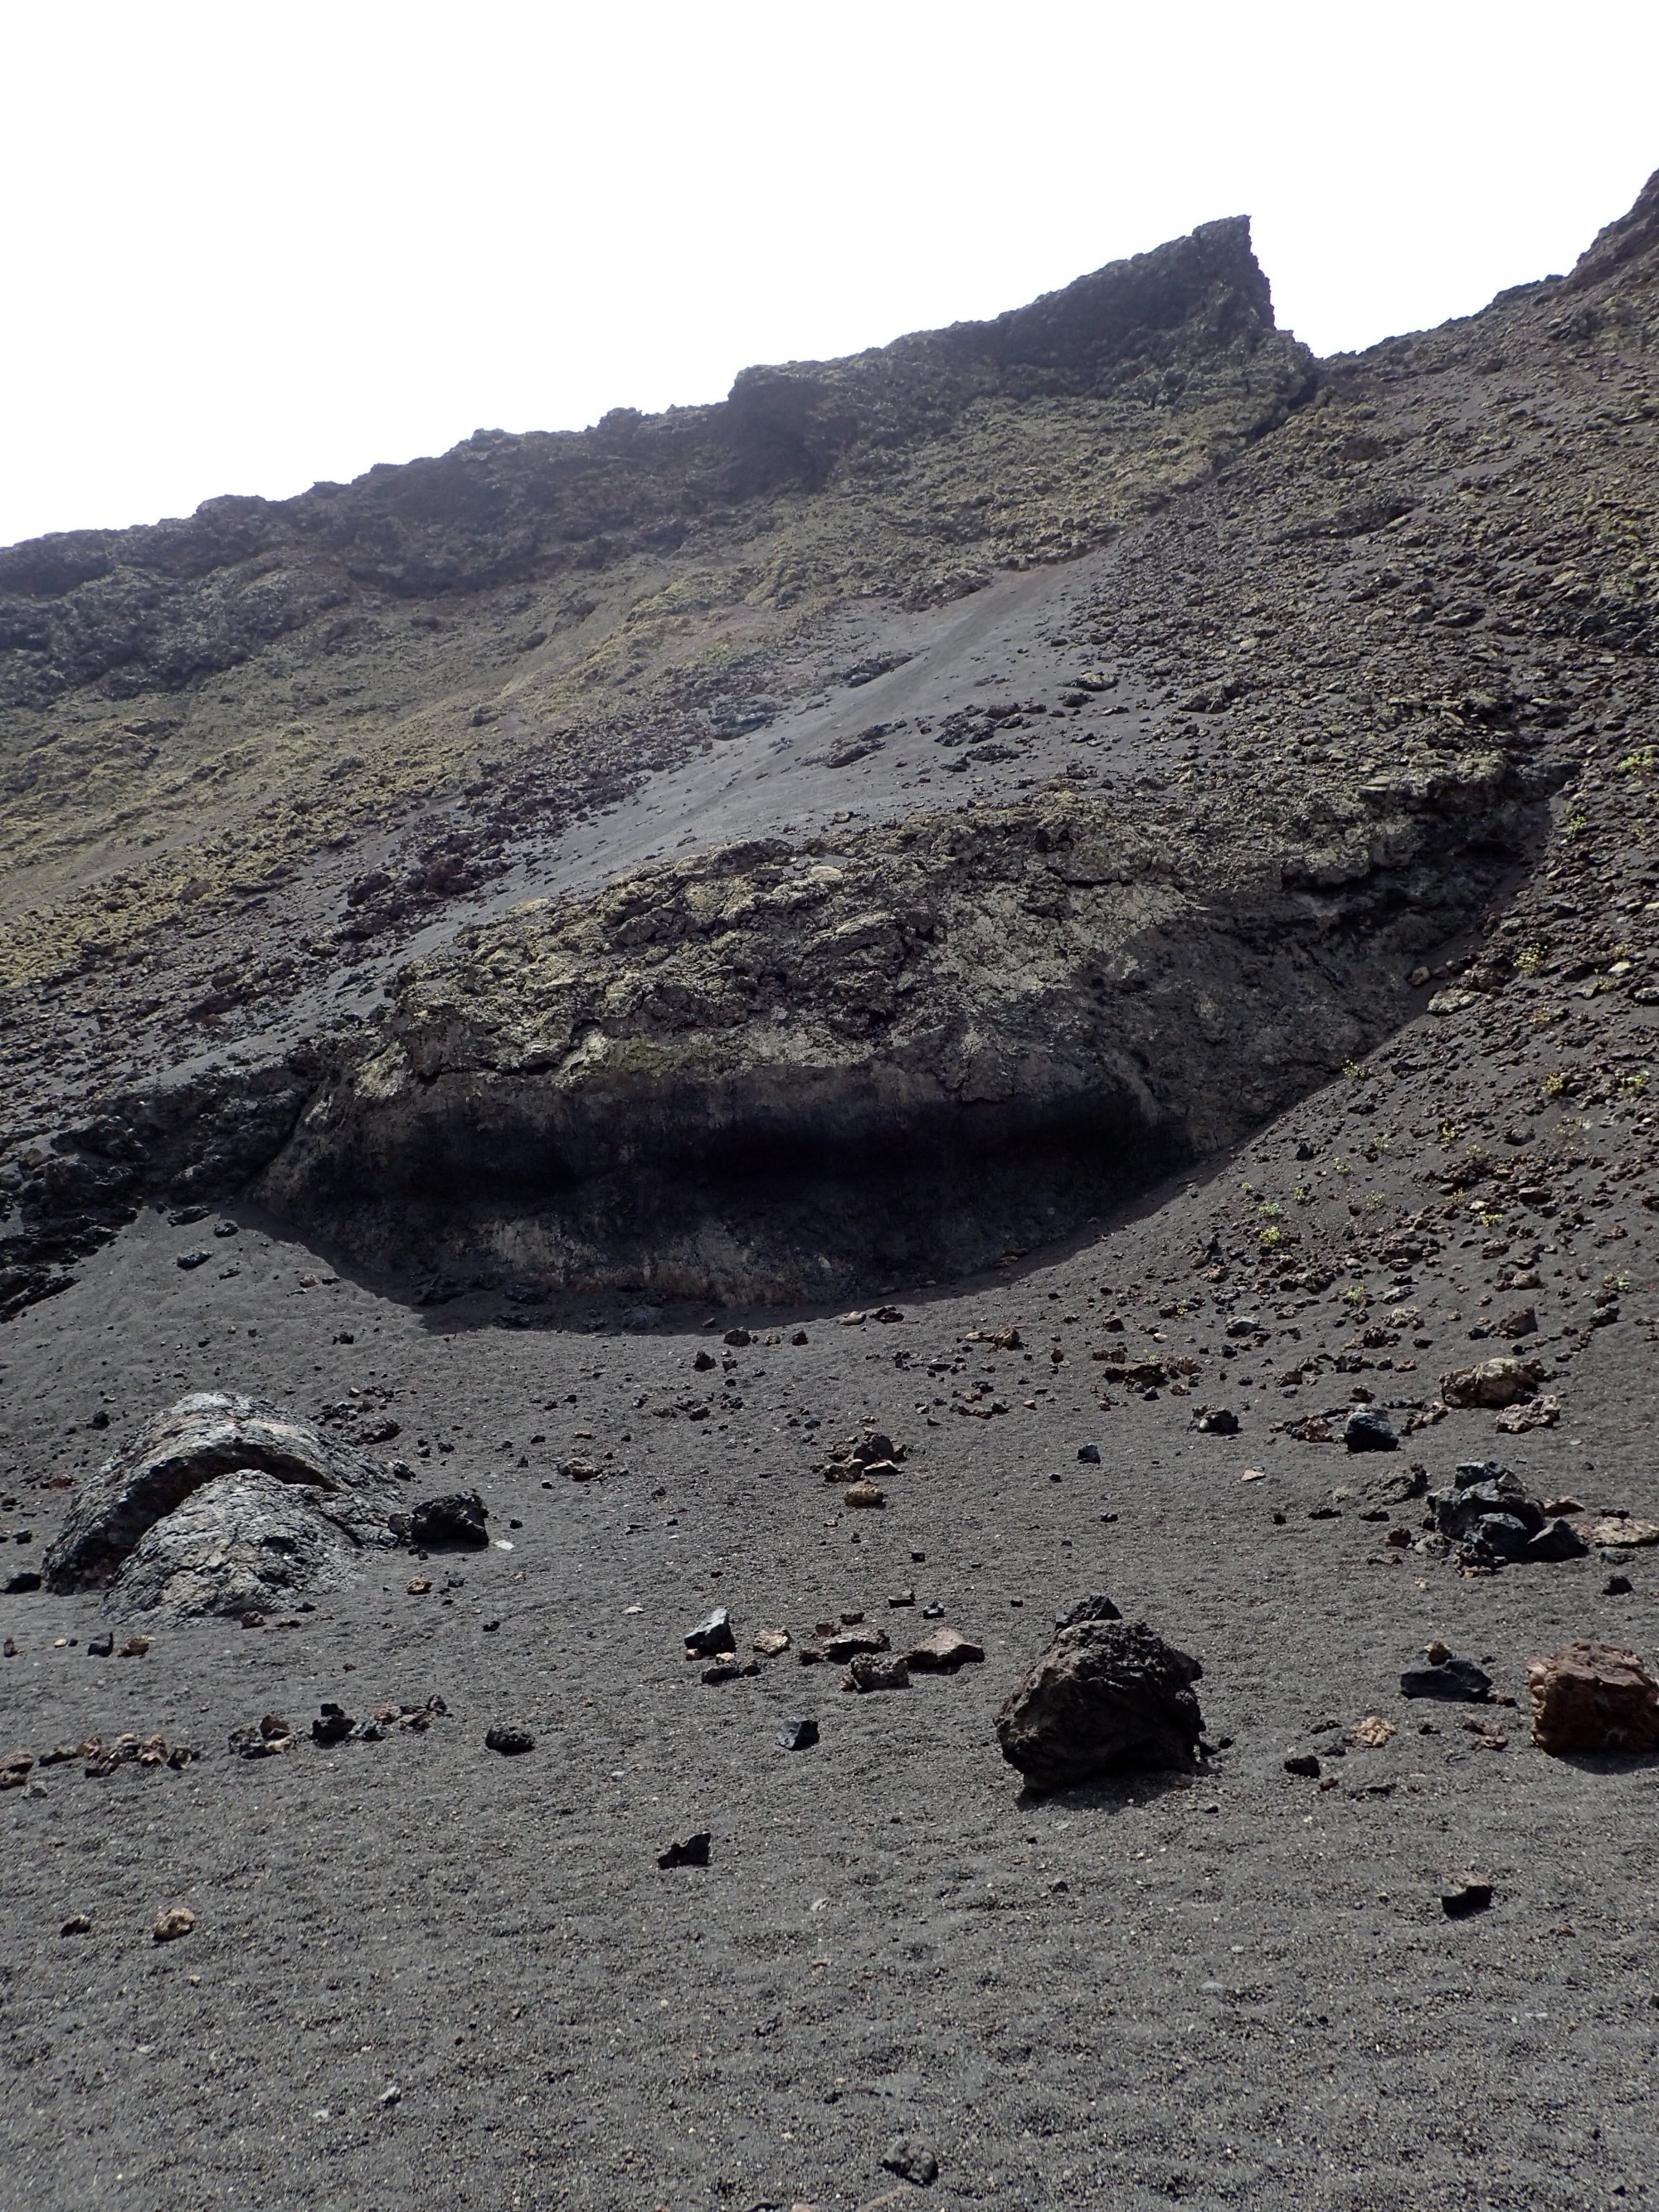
[2, 1185, 1657, 2211]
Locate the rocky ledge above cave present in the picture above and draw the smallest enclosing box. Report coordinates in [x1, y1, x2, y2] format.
[254, 744, 1552, 1301]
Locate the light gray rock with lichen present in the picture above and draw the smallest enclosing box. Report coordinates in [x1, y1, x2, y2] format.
[44, 1393, 402, 1621]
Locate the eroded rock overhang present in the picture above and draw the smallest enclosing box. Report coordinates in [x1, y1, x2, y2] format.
[255, 753, 1553, 1300]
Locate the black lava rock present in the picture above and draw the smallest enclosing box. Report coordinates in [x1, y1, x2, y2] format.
[1400, 1657, 1492, 1702]
[882, 2136, 940, 2185]
[311, 1703, 354, 1746]
[409, 1492, 489, 1548]
[1344, 1407, 1398, 1453]
[1442, 1881, 1494, 1918]
[1527, 1518, 1590, 1562]
[777, 1716, 820, 1751]
[1472, 1512, 1534, 1562]
[484, 1726, 535, 1756]
[658, 1832, 712, 1869]
[684, 1606, 736, 1657]
[995, 1617, 1204, 1789]
[4, 1571, 41, 1595]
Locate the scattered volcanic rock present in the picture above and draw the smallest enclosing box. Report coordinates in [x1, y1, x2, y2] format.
[994, 1613, 1204, 1788]
[1426, 1461, 1588, 1568]
[843, 1652, 911, 1693]
[1441, 1882, 1495, 1920]
[684, 1607, 737, 1658]
[881, 2136, 941, 2186]
[1344, 1407, 1398, 1453]
[1527, 1640, 1659, 1756]
[657, 1833, 712, 1870]
[41, 1393, 401, 1621]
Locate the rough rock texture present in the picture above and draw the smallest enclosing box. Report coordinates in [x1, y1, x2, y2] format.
[9, 172, 1659, 2212]
[994, 1615, 1205, 1789]
[1527, 1640, 1659, 1756]
[41, 1392, 400, 1617]
[1440, 1357, 1545, 1410]
[0, 218, 1306, 714]
[905, 1625, 985, 1670]
[7, 171, 1659, 1308]
[256, 755, 1545, 1298]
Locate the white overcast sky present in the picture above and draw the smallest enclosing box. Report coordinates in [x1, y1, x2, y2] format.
[2, 1, 1656, 549]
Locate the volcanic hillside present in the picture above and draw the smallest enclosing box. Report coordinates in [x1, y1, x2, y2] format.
[1, 171, 1658, 2212]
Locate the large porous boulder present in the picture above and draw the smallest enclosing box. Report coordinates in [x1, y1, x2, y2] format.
[1527, 1640, 1659, 1756]
[43, 1393, 401, 1620]
[994, 1610, 1204, 1790]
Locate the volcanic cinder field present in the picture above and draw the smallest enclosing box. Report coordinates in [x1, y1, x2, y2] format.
[4, 172, 1659, 2212]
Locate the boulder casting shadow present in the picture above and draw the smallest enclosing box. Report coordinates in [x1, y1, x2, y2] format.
[995, 1601, 1205, 1792]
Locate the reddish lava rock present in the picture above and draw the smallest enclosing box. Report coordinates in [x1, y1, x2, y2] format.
[1527, 1640, 1659, 1756]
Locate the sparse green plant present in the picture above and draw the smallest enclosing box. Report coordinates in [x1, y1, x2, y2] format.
[1565, 810, 1589, 835]
[1292, 1184, 1311, 1203]
[1439, 1119, 1462, 1144]
[1618, 1069, 1649, 1096]
[1258, 1200, 1283, 1220]
[1239, 1180, 1254, 1196]
[1479, 1208, 1505, 1227]
[1342, 1284, 1367, 1306]
[1343, 1059, 1368, 1081]
[1543, 1070, 1566, 1096]
[1365, 1190, 1387, 1211]
[1258, 1225, 1282, 1247]
[1333, 1157, 1351, 1177]
[1608, 1270, 1632, 1294]
[1515, 943, 1545, 974]
[1617, 746, 1657, 774]
[1531, 1006, 1564, 1026]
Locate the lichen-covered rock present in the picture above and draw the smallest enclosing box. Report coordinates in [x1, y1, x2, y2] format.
[1527, 1640, 1659, 1756]
[112, 1469, 377, 1622]
[43, 1393, 400, 1620]
[1439, 1358, 1545, 1411]
[260, 753, 1540, 1303]
[994, 1616, 1204, 1789]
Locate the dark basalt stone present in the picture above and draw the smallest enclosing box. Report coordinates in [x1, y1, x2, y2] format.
[995, 1617, 1204, 1790]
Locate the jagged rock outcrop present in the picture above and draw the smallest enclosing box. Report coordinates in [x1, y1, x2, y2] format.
[0, 217, 1307, 711]
[43, 1393, 402, 1620]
